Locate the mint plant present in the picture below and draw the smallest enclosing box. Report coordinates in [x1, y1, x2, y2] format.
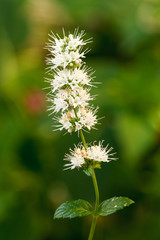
[45, 29, 134, 240]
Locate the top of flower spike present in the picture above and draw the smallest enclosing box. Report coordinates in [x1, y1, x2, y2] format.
[45, 29, 98, 133]
[46, 29, 92, 70]
[47, 29, 92, 54]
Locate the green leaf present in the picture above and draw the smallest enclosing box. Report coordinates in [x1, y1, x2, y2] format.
[98, 197, 134, 216]
[83, 165, 93, 176]
[54, 199, 93, 219]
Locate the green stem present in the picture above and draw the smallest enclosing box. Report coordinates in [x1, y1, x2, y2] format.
[79, 129, 87, 150]
[91, 168, 99, 214]
[88, 215, 98, 240]
[88, 168, 99, 240]
[73, 107, 99, 240]
[73, 108, 87, 150]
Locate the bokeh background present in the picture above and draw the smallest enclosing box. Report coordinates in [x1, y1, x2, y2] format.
[0, 0, 160, 239]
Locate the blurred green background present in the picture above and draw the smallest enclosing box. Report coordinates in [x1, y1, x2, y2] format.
[0, 0, 160, 239]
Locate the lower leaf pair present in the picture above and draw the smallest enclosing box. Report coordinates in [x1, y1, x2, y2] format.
[54, 197, 134, 219]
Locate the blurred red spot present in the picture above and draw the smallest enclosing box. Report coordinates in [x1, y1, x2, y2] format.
[25, 89, 46, 115]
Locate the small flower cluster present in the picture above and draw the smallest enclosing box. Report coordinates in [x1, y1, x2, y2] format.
[46, 29, 98, 133]
[64, 142, 117, 170]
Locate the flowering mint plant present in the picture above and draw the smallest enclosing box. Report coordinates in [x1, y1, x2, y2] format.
[45, 29, 134, 240]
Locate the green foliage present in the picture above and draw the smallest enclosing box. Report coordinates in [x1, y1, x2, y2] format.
[98, 197, 134, 216]
[54, 197, 134, 219]
[83, 162, 101, 176]
[83, 165, 93, 176]
[54, 199, 93, 219]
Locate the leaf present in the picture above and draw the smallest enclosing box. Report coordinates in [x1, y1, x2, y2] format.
[54, 199, 93, 219]
[98, 196, 134, 216]
[83, 165, 93, 176]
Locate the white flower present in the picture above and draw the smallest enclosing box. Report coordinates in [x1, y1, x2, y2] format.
[47, 29, 90, 53]
[57, 110, 74, 132]
[48, 51, 84, 69]
[46, 29, 99, 134]
[57, 107, 98, 132]
[68, 87, 92, 108]
[78, 107, 98, 131]
[70, 67, 92, 87]
[64, 142, 117, 170]
[64, 146, 85, 170]
[46, 29, 91, 70]
[48, 68, 92, 93]
[75, 122, 83, 131]
[49, 89, 69, 113]
[50, 70, 69, 92]
[53, 97, 68, 113]
[59, 112, 72, 131]
[50, 87, 92, 114]
[49, 36, 65, 54]
[67, 33, 86, 50]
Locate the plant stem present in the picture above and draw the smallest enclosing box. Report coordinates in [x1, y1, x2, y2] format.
[73, 111, 99, 239]
[79, 130, 99, 239]
[91, 168, 99, 214]
[79, 130, 100, 239]
[73, 108, 87, 151]
[79, 129, 87, 150]
[88, 168, 99, 240]
[88, 215, 98, 240]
